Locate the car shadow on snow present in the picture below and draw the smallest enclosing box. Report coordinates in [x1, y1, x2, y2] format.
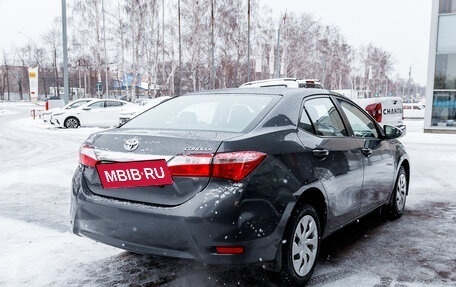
[83, 203, 456, 286]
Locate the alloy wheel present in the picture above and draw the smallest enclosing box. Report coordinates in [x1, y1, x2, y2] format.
[65, 118, 79, 128]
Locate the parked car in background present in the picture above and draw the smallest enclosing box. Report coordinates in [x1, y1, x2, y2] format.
[43, 98, 96, 123]
[119, 96, 171, 125]
[333, 90, 405, 130]
[403, 103, 425, 119]
[240, 78, 324, 89]
[352, 97, 404, 129]
[52, 99, 134, 128]
[71, 88, 409, 285]
[296, 79, 324, 89]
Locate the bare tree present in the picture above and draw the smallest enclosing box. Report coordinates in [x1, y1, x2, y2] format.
[359, 44, 394, 97]
[71, 0, 104, 97]
[11, 0, 418, 102]
[43, 18, 63, 98]
[1, 50, 11, 101]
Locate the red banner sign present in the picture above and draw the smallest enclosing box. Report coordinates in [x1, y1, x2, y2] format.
[96, 160, 173, 188]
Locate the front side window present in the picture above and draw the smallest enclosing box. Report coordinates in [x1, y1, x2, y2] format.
[301, 98, 347, 137]
[67, 100, 91, 109]
[338, 100, 379, 138]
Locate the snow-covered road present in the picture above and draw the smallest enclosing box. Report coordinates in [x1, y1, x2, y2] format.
[0, 102, 455, 287]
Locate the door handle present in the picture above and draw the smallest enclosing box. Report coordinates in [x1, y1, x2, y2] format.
[362, 148, 372, 157]
[313, 148, 329, 159]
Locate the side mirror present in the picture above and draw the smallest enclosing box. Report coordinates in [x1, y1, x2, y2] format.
[383, 125, 405, 139]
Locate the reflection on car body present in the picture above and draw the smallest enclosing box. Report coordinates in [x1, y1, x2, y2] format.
[71, 88, 409, 285]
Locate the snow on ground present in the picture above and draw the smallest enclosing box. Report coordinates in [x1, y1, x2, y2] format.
[0, 102, 455, 287]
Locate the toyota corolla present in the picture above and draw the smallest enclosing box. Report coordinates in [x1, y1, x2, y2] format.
[71, 88, 409, 285]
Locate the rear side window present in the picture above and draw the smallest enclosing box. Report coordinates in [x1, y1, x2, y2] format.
[300, 98, 347, 137]
[122, 94, 279, 132]
[88, 101, 104, 109]
[106, 101, 123, 107]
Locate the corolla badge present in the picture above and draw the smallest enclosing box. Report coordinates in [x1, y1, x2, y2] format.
[124, 138, 139, 151]
[184, 146, 213, 152]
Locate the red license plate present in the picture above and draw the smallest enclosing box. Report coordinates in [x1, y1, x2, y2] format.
[96, 159, 173, 188]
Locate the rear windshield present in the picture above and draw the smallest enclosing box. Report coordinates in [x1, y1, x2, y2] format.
[121, 94, 280, 132]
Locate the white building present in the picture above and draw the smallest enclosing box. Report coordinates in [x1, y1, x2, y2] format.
[425, 0, 456, 133]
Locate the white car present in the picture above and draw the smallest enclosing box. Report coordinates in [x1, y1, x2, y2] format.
[119, 96, 171, 125]
[353, 97, 404, 129]
[240, 78, 324, 89]
[44, 98, 97, 124]
[52, 99, 135, 128]
[403, 103, 425, 119]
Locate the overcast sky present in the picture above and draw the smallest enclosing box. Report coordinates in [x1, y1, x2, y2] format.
[0, 0, 433, 85]
[0, 0, 60, 49]
[262, 0, 433, 85]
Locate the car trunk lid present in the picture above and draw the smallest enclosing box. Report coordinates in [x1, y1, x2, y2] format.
[80, 129, 264, 206]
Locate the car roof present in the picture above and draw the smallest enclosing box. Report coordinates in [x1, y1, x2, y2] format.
[240, 78, 324, 89]
[240, 78, 300, 87]
[185, 87, 332, 98]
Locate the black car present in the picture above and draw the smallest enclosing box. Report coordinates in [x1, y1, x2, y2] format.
[71, 88, 409, 285]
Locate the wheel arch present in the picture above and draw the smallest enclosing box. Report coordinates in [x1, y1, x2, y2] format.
[292, 187, 327, 236]
[399, 158, 410, 195]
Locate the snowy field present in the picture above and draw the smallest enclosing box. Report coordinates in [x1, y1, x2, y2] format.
[0, 102, 455, 287]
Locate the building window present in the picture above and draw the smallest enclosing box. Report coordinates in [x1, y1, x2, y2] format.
[434, 54, 456, 89]
[432, 92, 456, 127]
[439, 0, 456, 13]
[437, 15, 456, 52]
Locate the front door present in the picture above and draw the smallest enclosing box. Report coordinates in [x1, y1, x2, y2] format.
[336, 99, 396, 214]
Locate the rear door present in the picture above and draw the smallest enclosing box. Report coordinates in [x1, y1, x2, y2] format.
[103, 100, 127, 125]
[79, 100, 106, 126]
[297, 96, 364, 230]
[81, 100, 125, 126]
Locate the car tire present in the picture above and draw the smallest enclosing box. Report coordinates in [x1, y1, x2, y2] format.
[64, 117, 80, 129]
[278, 204, 321, 286]
[388, 166, 407, 219]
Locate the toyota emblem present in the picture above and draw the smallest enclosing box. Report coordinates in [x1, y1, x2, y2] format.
[124, 138, 139, 151]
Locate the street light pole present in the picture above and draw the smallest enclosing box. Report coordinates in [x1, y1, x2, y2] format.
[61, 0, 69, 104]
[275, 14, 286, 78]
[178, 0, 182, 95]
[210, 0, 215, 89]
[247, 0, 251, 82]
[102, 0, 109, 98]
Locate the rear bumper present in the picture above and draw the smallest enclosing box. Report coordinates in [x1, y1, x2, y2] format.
[71, 171, 291, 265]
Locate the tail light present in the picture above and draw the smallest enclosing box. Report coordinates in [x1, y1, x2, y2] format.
[365, 103, 382, 123]
[168, 151, 266, 182]
[79, 145, 99, 167]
